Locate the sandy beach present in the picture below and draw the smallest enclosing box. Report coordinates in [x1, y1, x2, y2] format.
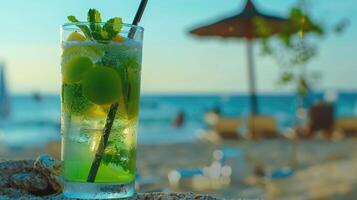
[1, 138, 357, 199]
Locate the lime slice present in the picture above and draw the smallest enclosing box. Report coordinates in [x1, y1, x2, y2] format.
[86, 105, 109, 117]
[62, 45, 103, 58]
[62, 56, 93, 84]
[82, 67, 122, 105]
[62, 83, 93, 115]
[61, 44, 104, 67]
[67, 32, 86, 42]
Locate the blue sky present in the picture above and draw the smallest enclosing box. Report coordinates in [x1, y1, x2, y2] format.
[0, 0, 356, 94]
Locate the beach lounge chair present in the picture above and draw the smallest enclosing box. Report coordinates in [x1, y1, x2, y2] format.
[247, 116, 278, 139]
[308, 102, 335, 139]
[198, 112, 240, 142]
[211, 117, 241, 139]
[336, 117, 357, 137]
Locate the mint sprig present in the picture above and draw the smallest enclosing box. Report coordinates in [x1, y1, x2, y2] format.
[67, 15, 92, 39]
[104, 18, 123, 39]
[87, 9, 102, 40]
[102, 143, 136, 173]
[88, 9, 102, 31]
[68, 9, 123, 42]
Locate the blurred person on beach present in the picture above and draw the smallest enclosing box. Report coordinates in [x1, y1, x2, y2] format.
[32, 92, 43, 102]
[173, 110, 185, 128]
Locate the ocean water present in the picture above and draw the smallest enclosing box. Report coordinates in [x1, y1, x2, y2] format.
[0, 92, 357, 148]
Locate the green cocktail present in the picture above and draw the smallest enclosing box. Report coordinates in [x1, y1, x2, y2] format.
[61, 10, 143, 199]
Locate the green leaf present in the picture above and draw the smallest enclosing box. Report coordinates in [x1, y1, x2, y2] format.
[122, 56, 139, 70]
[119, 56, 140, 112]
[104, 17, 123, 40]
[87, 9, 102, 22]
[62, 83, 93, 115]
[67, 15, 77, 22]
[279, 72, 294, 85]
[91, 31, 103, 41]
[67, 15, 92, 40]
[87, 9, 103, 40]
[297, 77, 309, 96]
[100, 31, 109, 40]
[253, 16, 272, 38]
[102, 144, 136, 173]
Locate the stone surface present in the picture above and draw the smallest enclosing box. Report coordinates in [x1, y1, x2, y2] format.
[0, 189, 219, 200]
[33, 155, 61, 176]
[0, 188, 39, 200]
[33, 154, 62, 193]
[10, 172, 49, 193]
[0, 160, 33, 189]
[0, 171, 9, 188]
[0, 157, 220, 199]
[0, 156, 60, 197]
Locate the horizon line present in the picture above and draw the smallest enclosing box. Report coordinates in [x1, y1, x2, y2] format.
[7, 89, 357, 97]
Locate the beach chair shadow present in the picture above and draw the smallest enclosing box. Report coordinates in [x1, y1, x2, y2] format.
[336, 117, 357, 137]
[246, 116, 279, 139]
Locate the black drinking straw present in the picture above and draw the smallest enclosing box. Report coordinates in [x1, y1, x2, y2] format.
[87, 0, 148, 183]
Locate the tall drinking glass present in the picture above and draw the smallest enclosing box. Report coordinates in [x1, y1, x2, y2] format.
[60, 22, 143, 199]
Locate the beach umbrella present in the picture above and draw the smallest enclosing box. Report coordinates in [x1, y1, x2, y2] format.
[190, 0, 303, 115]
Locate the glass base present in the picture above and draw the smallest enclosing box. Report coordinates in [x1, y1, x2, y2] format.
[63, 181, 135, 199]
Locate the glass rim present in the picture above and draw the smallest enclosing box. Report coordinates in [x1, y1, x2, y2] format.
[62, 22, 144, 32]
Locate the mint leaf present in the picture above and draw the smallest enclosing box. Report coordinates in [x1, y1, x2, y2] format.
[87, 9, 102, 23]
[62, 83, 93, 115]
[67, 10, 124, 42]
[104, 17, 123, 40]
[102, 144, 136, 173]
[67, 15, 77, 22]
[67, 15, 92, 40]
[122, 56, 140, 71]
[100, 31, 109, 40]
[87, 9, 103, 40]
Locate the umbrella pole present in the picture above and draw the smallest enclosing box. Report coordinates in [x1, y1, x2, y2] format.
[246, 39, 258, 115]
[246, 39, 258, 139]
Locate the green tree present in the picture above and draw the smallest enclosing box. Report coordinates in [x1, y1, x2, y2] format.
[256, 5, 348, 100]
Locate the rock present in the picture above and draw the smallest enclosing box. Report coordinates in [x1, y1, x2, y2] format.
[34, 155, 61, 175]
[0, 160, 33, 172]
[0, 160, 33, 188]
[33, 154, 63, 193]
[0, 171, 9, 188]
[10, 172, 49, 193]
[33, 155, 61, 176]
[0, 156, 62, 196]
[0, 188, 41, 200]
